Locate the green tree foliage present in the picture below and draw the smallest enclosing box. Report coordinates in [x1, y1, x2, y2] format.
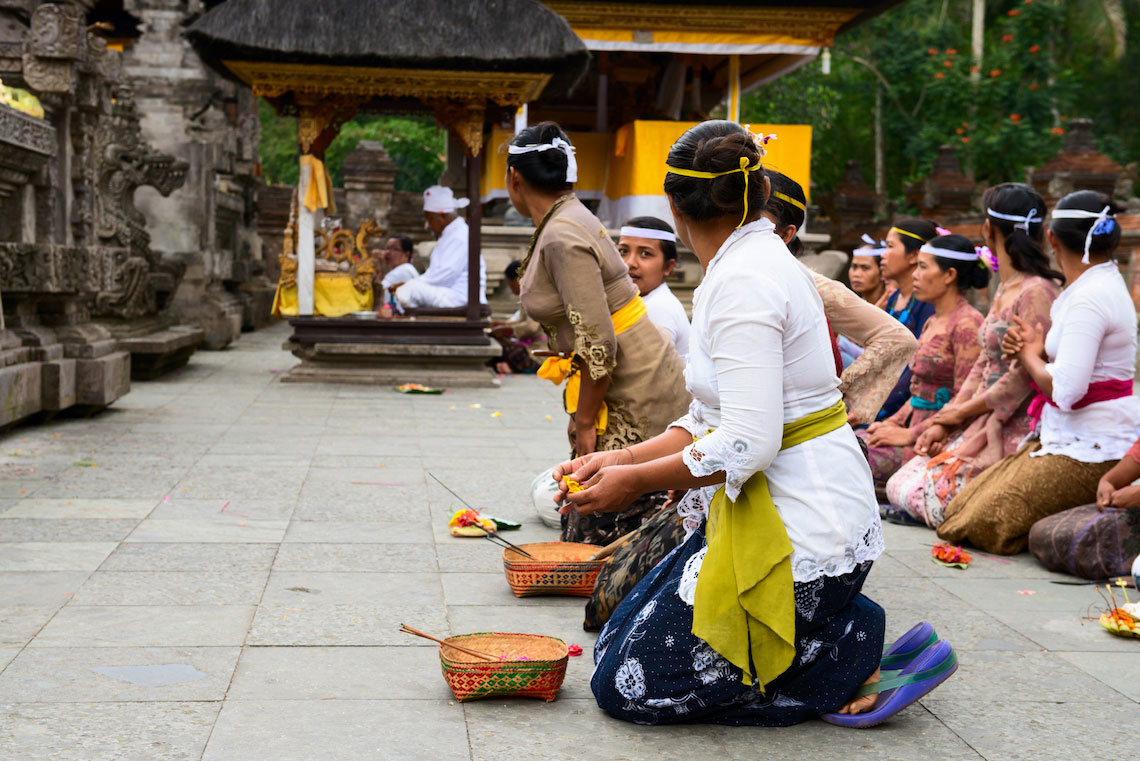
[257, 100, 445, 192]
[744, 0, 1137, 199]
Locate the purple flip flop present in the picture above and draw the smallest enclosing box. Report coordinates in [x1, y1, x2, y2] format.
[821, 639, 957, 728]
[881, 622, 937, 670]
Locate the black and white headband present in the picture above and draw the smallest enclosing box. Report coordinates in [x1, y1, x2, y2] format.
[508, 137, 578, 183]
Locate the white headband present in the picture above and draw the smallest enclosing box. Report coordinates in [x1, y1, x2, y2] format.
[508, 137, 578, 183]
[1051, 205, 1113, 264]
[987, 207, 1042, 232]
[620, 226, 676, 243]
[920, 242, 978, 262]
[856, 233, 886, 257]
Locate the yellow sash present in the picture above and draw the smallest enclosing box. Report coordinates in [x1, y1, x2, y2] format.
[692, 399, 848, 689]
[536, 294, 647, 434]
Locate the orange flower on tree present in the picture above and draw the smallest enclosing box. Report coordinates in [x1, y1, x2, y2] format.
[970, 65, 980, 72]
[1028, 83, 1040, 90]
[1029, 44, 1041, 53]
[1001, 34, 1014, 42]
[947, 48, 957, 55]
[1010, 114, 1022, 122]
[955, 127, 965, 134]
[1008, 8, 1020, 15]
[944, 59, 953, 67]
[1051, 126, 1065, 135]
[961, 137, 970, 144]
[934, 72, 945, 79]
[927, 48, 938, 55]
[990, 69, 1002, 77]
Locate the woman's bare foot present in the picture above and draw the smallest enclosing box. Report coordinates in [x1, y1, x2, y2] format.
[835, 668, 880, 714]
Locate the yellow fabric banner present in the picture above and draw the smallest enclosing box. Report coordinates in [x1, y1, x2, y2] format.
[536, 294, 647, 434]
[300, 155, 335, 213]
[272, 272, 373, 317]
[692, 399, 848, 689]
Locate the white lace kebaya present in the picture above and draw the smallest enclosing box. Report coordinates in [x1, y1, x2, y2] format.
[669, 218, 883, 583]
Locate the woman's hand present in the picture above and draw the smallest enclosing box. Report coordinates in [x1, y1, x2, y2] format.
[559, 465, 643, 516]
[1108, 484, 1140, 510]
[931, 403, 969, 428]
[575, 420, 598, 455]
[1097, 475, 1118, 510]
[1009, 315, 1044, 363]
[1000, 324, 1023, 361]
[865, 422, 914, 448]
[551, 449, 629, 504]
[915, 424, 948, 457]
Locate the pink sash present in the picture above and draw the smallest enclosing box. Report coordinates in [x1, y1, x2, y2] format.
[1027, 378, 1133, 431]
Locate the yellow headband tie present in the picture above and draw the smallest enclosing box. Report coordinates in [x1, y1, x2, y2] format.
[891, 226, 928, 243]
[665, 156, 762, 228]
[772, 191, 806, 212]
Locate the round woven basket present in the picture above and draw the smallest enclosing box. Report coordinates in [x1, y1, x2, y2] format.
[439, 632, 569, 702]
[502, 542, 604, 598]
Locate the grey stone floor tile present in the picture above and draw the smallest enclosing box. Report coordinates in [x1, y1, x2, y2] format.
[0, 606, 57, 646]
[931, 576, 1113, 612]
[69, 570, 269, 606]
[892, 546, 1072, 580]
[988, 608, 1140, 652]
[1057, 651, 1140, 702]
[921, 650, 1131, 707]
[0, 646, 240, 701]
[126, 517, 288, 543]
[283, 519, 434, 544]
[228, 645, 448, 700]
[148, 497, 295, 521]
[0, 498, 156, 520]
[0, 480, 40, 498]
[308, 454, 423, 470]
[172, 464, 307, 501]
[715, 706, 983, 761]
[0, 647, 18, 671]
[0, 571, 89, 606]
[273, 542, 437, 572]
[437, 543, 523, 574]
[464, 698, 727, 761]
[100, 542, 279, 571]
[0, 701, 219, 760]
[30, 605, 255, 647]
[929, 698, 1140, 761]
[0, 542, 118, 571]
[0, 518, 136, 543]
[440, 573, 585, 608]
[202, 699, 472, 761]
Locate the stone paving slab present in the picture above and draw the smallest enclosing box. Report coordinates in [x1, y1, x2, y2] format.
[0, 323, 1133, 760]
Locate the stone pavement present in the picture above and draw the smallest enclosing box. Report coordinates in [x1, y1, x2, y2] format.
[0, 322, 1136, 760]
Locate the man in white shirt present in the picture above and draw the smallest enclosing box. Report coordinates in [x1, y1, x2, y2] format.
[395, 186, 486, 310]
[617, 216, 690, 358]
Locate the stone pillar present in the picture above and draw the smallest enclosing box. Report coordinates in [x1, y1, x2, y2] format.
[341, 140, 398, 231]
[905, 145, 976, 220]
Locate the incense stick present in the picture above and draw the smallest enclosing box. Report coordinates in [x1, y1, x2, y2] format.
[399, 624, 496, 661]
[428, 472, 537, 558]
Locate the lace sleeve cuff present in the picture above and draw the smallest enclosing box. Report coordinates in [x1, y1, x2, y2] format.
[682, 434, 752, 502]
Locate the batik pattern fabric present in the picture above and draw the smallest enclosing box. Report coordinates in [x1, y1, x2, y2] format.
[935, 440, 1115, 554]
[876, 290, 937, 420]
[811, 274, 917, 427]
[885, 276, 1060, 526]
[861, 296, 983, 485]
[520, 195, 690, 546]
[1029, 503, 1140, 580]
[591, 528, 884, 726]
[584, 500, 687, 632]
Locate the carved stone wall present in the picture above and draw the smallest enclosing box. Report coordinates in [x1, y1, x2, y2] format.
[119, 0, 267, 348]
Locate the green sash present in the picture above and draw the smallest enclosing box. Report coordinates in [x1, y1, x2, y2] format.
[691, 399, 848, 689]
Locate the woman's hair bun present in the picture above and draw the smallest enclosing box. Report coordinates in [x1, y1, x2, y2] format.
[664, 120, 766, 224]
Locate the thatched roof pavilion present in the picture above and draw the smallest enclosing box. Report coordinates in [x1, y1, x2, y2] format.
[186, 0, 588, 335]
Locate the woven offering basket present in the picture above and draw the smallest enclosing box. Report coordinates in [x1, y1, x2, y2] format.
[439, 632, 569, 702]
[502, 542, 604, 597]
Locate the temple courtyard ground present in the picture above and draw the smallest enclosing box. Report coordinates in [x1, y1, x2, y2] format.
[0, 321, 1136, 760]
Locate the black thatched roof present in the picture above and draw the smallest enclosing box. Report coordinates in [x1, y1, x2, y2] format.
[185, 0, 589, 98]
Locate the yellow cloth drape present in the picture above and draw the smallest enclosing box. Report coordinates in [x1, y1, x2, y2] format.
[536, 294, 647, 434]
[692, 399, 848, 689]
[300, 155, 335, 214]
[272, 273, 373, 317]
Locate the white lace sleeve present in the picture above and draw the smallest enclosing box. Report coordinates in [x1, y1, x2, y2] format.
[668, 399, 707, 439]
[680, 268, 786, 501]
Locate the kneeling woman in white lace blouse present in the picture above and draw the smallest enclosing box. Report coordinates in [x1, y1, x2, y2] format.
[555, 121, 953, 727]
